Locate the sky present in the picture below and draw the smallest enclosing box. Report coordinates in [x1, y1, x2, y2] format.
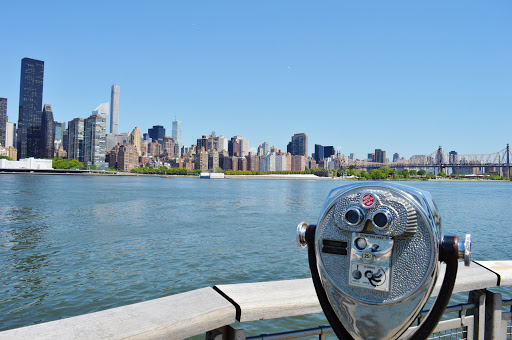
[0, 1, 511, 159]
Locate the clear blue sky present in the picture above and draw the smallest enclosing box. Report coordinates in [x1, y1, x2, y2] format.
[1, 1, 510, 159]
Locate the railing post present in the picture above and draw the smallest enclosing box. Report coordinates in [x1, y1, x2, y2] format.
[467, 289, 486, 340]
[206, 325, 246, 340]
[484, 290, 503, 339]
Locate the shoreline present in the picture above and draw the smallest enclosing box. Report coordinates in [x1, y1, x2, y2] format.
[0, 170, 509, 181]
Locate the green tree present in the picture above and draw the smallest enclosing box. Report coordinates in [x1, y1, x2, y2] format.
[401, 169, 410, 178]
[417, 169, 426, 177]
[409, 170, 417, 177]
[437, 172, 447, 178]
[0, 155, 12, 160]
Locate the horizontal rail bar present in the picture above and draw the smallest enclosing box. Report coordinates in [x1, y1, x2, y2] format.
[246, 325, 332, 340]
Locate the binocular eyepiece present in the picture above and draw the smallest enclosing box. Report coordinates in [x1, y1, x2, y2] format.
[297, 183, 471, 340]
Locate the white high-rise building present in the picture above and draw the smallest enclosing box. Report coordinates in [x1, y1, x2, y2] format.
[84, 114, 107, 169]
[110, 85, 120, 134]
[172, 119, 182, 156]
[217, 136, 228, 152]
[93, 102, 109, 123]
[5, 122, 15, 148]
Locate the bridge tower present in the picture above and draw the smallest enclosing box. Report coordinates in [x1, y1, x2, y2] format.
[507, 144, 510, 180]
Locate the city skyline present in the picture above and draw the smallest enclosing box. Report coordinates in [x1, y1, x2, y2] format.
[0, 1, 511, 159]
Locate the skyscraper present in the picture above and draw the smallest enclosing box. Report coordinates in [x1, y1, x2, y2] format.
[41, 104, 55, 158]
[375, 149, 386, 163]
[84, 114, 107, 169]
[288, 133, 308, 156]
[110, 85, 119, 134]
[5, 122, 16, 148]
[68, 118, 85, 162]
[0, 98, 6, 146]
[172, 119, 182, 156]
[18, 57, 44, 159]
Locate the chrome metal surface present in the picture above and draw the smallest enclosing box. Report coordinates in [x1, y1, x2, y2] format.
[296, 221, 308, 248]
[458, 234, 472, 266]
[314, 182, 442, 340]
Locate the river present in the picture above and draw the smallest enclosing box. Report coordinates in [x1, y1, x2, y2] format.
[0, 174, 511, 336]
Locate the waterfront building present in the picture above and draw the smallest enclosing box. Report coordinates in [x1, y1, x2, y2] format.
[0, 157, 52, 170]
[275, 152, 289, 171]
[238, 157, 247, 171]
[17, 58, 44, 159]
[207, 132, 217, 152]
[217, 136, 227, 153]
[148, 125, 165, 144]
[260, 153, 276, 171]
[393, 153, 399, 163]
[0, 98, 6, 146]
[84, 114, 107, 169]
[172, 119, 181, 156]
[41, 104, 55, 159]
[246, 153, 260, 171]
[110, 85, 119, 134]
[287, 133, 308, 157]
[108, 143, 139, 172]
[309, 159, 318, 169]
[5, 122, 16, 148]
[291, 155, 306, 171]
[67, 118, 85, 162]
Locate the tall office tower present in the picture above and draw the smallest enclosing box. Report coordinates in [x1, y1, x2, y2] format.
[148, 125, 165, 143]
[375, 149, 386, 163]
[228, 137, 241, 157]
[5, 122, 16, 148]
[0, 98, 6, 146]
[172, 119, 182, 156]
[17, 58, 44, 159]
[324, 146, 335, 159]
[84, 114, 107, 169]
[110, 85, 119, 134]
[62, 128, 68, 152]
[288, 133, 308, 156]
[314, 144, 324, 162]
[67, 118, 85, 162]
[54, 121, 65, 142]
[41, 104, 55, 158]
[393, 153, 399, 163]
[93, 102, 110, 123]
[349, 153, 354, 160]
[128, 127, 142, 157]
[217, 136, 227, 153]
[258, 142, 269, 156]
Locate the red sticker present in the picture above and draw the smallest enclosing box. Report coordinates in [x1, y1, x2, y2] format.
[362, 194, 375, 207]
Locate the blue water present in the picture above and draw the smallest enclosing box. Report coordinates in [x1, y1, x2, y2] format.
[0, 174, 511, 336]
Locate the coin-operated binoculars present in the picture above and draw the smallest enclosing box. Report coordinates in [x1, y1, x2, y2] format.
[297, 183, 471, 340]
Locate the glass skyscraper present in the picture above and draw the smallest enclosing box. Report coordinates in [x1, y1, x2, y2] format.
[172, 120, 182, 156]
[0, 98, 6, 147]
[41, 104, 55, 158]
[84, 114, 107, 169]
[18, 57, 44, 159]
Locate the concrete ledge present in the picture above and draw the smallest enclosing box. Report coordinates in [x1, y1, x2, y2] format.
[0, 287, 236, 340]
[215, 278, 322, 322]
[474, 260, 512, 286]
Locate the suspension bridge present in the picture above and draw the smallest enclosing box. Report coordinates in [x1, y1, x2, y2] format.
[344, 144, 512, 179]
